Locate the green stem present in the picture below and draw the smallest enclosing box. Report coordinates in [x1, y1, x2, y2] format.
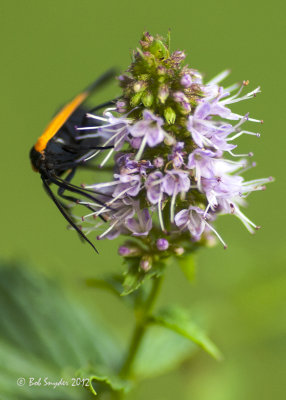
[119, 275, 164, 380]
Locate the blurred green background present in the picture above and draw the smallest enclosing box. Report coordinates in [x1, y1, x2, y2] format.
[0, 0, 285, 399]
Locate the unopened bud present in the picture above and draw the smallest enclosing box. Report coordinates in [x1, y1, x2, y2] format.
[149, 39, 168, 59]
[134, 81, 146, 93]
[142, 91, 154, 107]
[156, 238, 169, 251]
[174, 247, 184, 256]
[130, 92, 142, 107]
[140, 257, 152, 271]
[164, 106, 176, 124]
[181, 74, 192, 88]
[158, 84, 169, 104]
[153, 157, 164, 168]
[116, 100, 127, 113]
[118, 246, 131, 256]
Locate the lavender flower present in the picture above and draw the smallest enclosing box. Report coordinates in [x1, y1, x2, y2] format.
[76, 32, 272, 262]
[126, 209, 152, 236]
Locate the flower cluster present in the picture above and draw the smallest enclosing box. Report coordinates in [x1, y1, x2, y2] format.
[77, 32, 271, 264]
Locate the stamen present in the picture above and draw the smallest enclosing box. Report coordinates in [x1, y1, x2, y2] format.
[234, 207, 260, 233]
[227, 130, 260, 141]
[204, 203, 211, 217]
[77, 201, 103, 207]
[236, 114, 262, 123]
[135, 135, 147, 161]
[234, 161, 256, 175]
[158, 194, 166, 232]
[97, 221, 118, 239]
[83, 127, 126, 162]
[222, 87, 261, 105]
[228, 150, 254, 157]
[207, 69, 231, 85]
[85, 114, 109, 122]
[76, 125, 105, 131]
[205, 221, 227, 249]
[84, 181, 119, 189]
[170, 185, 177, 222]
[242, 176, 273, 186]
[224, 83, 240, 93]
[100, 149, 114, 168]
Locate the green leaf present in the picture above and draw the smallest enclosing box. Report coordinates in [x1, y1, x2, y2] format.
[0, 339, 81, 399]
[86, 273, 148, 308]
[150, 305, 222, 360]
[132, 325, 196, 379]
[177, 253, 197, 282]
[86, 275, 123, 298]
[77, 366, 132, 396]
[0, 262, 122, 399]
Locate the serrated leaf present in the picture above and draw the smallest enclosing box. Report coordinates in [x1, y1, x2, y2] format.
[150, 305, 222, 360]
[177, 254, 196, 282]
[133, 325, 196, 379]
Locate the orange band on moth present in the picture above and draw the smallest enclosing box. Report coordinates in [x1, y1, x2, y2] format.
[34, 91, 89, 152]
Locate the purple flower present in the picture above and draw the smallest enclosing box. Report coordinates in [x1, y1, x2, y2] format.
[175, 206, 206, 241]
[129, 110, 166, 147]
[112, 173, 141, 198]
[78, 34, 271, 253]
[153, 157, 164, 168]
[162, 170, 190, 196]
[173, 91, 189, 103]
[169, 142, 185, 168]
[126, 209, 152, 236]
[130, 137, 142, 149]
[117, 154, 153, 176]
[173, 92, 191, 113]
[145, 171, 164, 204]
[187, 149, 216, 187]
[181, 74, 192, 88]
[186, 102, 240, 152]
[209, 86, 262, 121]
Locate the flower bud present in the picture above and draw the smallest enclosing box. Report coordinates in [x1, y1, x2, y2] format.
[130, 92, 142, 107]
[164, 135, 176, 146]
[140, 257, 152, 271]
[149, 39, 169, 59]
[118, 246, 131, 256]
[173, 91, 188, 103]
[181, 74, 192, 88]
[156, 238, 169, 251]
[153, 157, 164, 168]
[157, 65, 166, 75]
[134, 81, 147, 93]
[164, 106, 176, 124]
[174, 247, 184, 256]
[172, 50, 186, 63]
[116, 100, 127, 113]
[158, 84, 169, 104]
[142, 91, 154, 107]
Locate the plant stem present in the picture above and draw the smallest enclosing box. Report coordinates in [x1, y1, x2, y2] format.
[119, 275, 164, 380]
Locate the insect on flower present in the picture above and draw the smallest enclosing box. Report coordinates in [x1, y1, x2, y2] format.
[30, 69, 117, 253]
